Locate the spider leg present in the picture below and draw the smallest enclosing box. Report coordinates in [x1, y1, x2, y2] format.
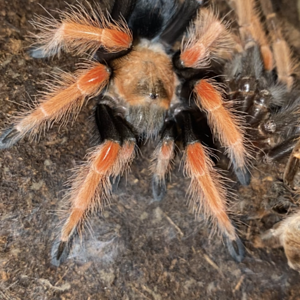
[176, 111, 245, 262]
[151, 120, 176, 201]
[52, 102, 136, 266]
[265, 137, 299, 163]
[180, 8, 235, 69]
[229, 0, 273, 71]
[30, 3, 132, 59]
[258, 0, 294, 89]
[194, 79, 250, 185]
[159, 0, 203, 46]
[110, 0, 137, 22]
[283, 139, 300, 189]
[0, 63, 110, 149]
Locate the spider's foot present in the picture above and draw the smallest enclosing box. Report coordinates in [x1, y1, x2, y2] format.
[51, 238, 73, 267]
[28, 46, 53, 59]
[0, 126, 21, 150]
[225, 234, 245, 263]
[152, 175, 167, 202]
[110, 175, 121, 192]
[233, 163, 251, 186]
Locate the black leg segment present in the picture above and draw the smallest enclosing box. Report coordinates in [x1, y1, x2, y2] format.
[95, 101, 136, 144]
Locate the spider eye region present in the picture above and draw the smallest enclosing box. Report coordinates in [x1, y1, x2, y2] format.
[149, 93, 158, 99]
[135, 78, 168, 102]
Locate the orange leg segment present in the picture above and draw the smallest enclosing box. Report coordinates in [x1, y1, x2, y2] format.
[12, 63, 110, 143]
[194, 79, 247, 170]
[61, 140, 135, 242]
[185, 142, 236, 239]
[180, 9, 235, 68]
[62, 23, 132, 50]
[46, 22, 132, 56]
[181, 21, 224, 68]
[32, 3, 132, 57]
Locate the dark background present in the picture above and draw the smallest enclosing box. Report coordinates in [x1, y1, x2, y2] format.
[1, 0, 300, 299]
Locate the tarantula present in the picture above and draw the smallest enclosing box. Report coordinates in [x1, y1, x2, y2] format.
[1, 0, 299, 267]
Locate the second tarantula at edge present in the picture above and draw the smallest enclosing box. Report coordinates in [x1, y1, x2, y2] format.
[1, 0, 299, 267]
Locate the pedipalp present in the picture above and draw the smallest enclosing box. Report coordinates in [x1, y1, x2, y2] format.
[151, 120, 176, 201]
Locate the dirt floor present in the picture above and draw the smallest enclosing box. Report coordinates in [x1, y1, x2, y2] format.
[1, 0, 300, 299]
